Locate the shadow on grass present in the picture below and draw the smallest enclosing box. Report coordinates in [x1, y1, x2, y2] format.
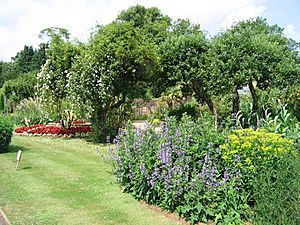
[22, 166, 32, 170]
[7, 144, 30, 153]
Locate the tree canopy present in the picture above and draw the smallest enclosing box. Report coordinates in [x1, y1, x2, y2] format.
[208, 18, 300, 113]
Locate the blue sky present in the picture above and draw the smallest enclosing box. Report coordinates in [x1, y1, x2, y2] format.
[0, 0, 299, 61]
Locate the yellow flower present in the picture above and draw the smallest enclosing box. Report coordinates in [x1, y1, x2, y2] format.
[245, 158, 251, 164]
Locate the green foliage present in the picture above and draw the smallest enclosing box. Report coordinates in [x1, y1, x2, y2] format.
[0, 61, 19, 87]
[159, 33, 218, 115]
[39, 27, 70, 41]
[0, 114, 13, 153]
[261, 104, 300, 139]
[170, 19, 202, 36]
[111, 115, 252, 224]
[168, 101, 200, 120]
[112, 112, 300, 224]
[0, 88, 4, 112]
[3, 70, 37, 106]
[209, 17, 299, 114]
[252, 154, 300, 225]
[0, 44, 47, 89]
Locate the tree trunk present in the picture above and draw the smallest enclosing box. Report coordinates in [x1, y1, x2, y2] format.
[93, 107, 108, 143]
[248, 79, 258, 113]
[192, 81, 218, 128]
[232, 87, 240, 115]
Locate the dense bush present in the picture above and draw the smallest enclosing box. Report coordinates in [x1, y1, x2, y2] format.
[111, 115, 299, 224]
[0, 114, 13, 153]
[168, 101, 199, 120]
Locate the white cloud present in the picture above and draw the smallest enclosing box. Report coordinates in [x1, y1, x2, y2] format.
[0, 0, 266, 61]
[284, 24, 300, 40]
[221, 3, 266, 30]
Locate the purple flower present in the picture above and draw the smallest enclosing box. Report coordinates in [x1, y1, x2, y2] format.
[140, 163, 146, 174]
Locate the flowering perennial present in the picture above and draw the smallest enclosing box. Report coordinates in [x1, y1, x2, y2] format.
[15, 122, 92, 135]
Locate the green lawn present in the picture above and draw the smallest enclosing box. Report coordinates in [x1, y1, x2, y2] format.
[0, 136, 182, 225]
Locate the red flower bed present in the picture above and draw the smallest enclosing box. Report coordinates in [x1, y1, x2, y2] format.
[15, 122, 92, 135]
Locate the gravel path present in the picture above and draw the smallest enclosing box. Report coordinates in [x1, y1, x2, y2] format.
[0, 209, 9, 225]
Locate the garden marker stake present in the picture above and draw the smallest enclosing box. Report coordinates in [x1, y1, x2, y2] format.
[16, 150, 22, 170]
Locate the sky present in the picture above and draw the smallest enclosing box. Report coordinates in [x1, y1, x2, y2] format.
[0, 0, 300, 62]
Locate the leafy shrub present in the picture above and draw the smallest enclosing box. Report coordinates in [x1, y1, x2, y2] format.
[220, 128, 296, 193]
[0, 114, 13, 153]
[257, 88, 285, 116]
[168, 101, 199, 120]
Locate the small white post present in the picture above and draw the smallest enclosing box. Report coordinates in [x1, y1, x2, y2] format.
[16, 150, 22, 170]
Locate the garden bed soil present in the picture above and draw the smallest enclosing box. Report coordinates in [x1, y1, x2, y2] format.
[139, 201, 210, 225]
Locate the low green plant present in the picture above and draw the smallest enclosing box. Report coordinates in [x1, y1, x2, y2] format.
[0, 114, 13, 153]
[92, 102, 133, 142]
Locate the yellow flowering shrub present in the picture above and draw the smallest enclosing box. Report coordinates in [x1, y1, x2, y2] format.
[220, 128, 296, 176]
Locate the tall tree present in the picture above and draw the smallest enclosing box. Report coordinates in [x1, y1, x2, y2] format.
[0, 61, 18, 87]
[159, 33, 218, 117]
[69, 22, 159, 141]
[11, 45, 35, 73]
[36, 28, 78, 114]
